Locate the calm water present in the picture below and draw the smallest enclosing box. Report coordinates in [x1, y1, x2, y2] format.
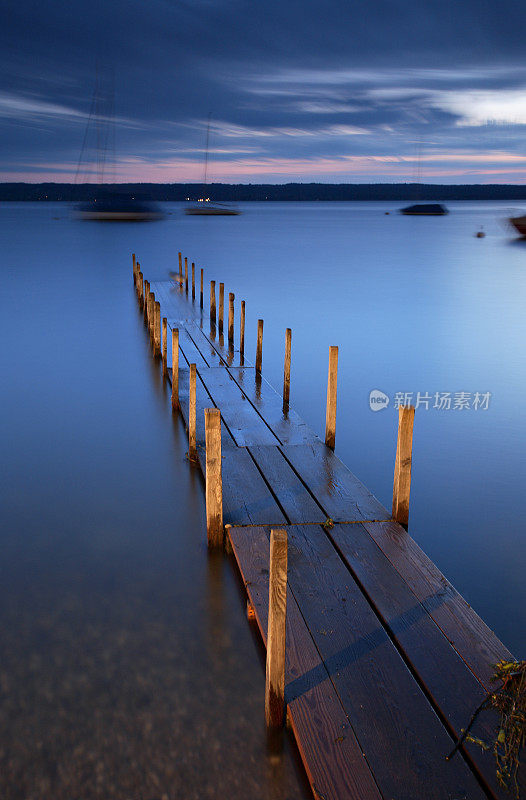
[1, 200, 525, 798]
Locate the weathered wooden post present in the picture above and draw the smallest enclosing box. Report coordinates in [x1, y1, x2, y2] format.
[325, 346, 338, 450]
[256, 319, 264, 373]
[143, 280, 150, 322]
[228, 292, 235, 345]
[184, 257, 188, 294]
[283, 328, 292, 409]
[154, 301, 161, 356]
[162, 317, 167, 374]
[210, 281, 216, 327]
[178, 252, 183, 288]
[171, 328, 179, 410]
[265, 528, 288, 731]
[148, 292, 155, 341]
[392, 405, 415, 528]
[138, 271, 144, 308]
[189, 364, 197, 461]
[200, 268, 204, 309]
[240, 301, 245, 361]
[218, 283, 225, 333]
[205, 408, 223, 548]
[191, 262, 195, 301]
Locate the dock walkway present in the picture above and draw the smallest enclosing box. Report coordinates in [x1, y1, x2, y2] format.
[140, 271, 516, 800]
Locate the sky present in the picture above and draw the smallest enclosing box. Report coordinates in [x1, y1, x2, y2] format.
[1, 0, 526, 183]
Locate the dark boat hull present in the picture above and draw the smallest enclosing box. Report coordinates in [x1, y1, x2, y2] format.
[400, 203, 448, 216]
[510, 215, 526, 236]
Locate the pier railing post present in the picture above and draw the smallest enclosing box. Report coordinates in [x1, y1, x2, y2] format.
[162, 317, 167, 373]
[283, 328, 292, 410]
[392, 405, 415, 528]
[184, 257, 188, 294]
[200, 268, 204, 309]
[228, 292, 235, 345]
[189, 364, 197, 461]
[210, 281, 216, 327]
[205, 408, 223, 548]
[240, 301, 245, 362]
[154, 301, 161, 356]
[178, 252, 183, 289]
[218, 283, 225, 333]
[148, 292, 155, 341]
[256, 319, 264, 373]
[325, 346, 338, 450]
[138, 271, 144, 308]
[143, 280, 150, 322]
[171, 328, 179, 410]
[265, 528, 288, 731]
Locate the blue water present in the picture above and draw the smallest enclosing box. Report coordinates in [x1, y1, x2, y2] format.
[1, 200, 524, 798]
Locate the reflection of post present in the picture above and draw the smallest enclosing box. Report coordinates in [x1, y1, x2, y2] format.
[189, 364, 197, 460]
[205, 408, 223, 548]
[283, 328, 292, 409]
[325, 346, 338, 449]
[171, 329, 179, 410]
[256, 319, 264, 373]
[191, 262, 195, 301]
[240, 301, 245, 362]
[218, 283, 224, 334]
[392, 405, 415, 528]
[200, 268, 204, 309]
[132, 253, 136, 283]
[228, 293, 235, 345]
[178, 252, 182, 288]
[184, 257, 188, 294]
[265, 528, 288, 731]
[210, 281, 216, 327]
[154, 301, 161, 356]
[162, 317, 167, 373]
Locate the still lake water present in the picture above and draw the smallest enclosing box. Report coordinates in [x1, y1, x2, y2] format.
[1, 200, 525, 798]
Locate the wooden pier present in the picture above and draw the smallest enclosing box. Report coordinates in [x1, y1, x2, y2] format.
[133, 255, 518, 800]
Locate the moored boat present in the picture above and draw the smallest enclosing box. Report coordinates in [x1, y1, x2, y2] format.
[75, 193, 164, 221]
[185, 199, 240, 216]
[509, 214, 526, 237]
[400, 203, 448, 216]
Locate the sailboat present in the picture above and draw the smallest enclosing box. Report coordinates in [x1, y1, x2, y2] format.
[75, 70, 164, 221]
[185, 115, 240, 216]
[399, 140, 448, 216]
[509, 215, 526, 236]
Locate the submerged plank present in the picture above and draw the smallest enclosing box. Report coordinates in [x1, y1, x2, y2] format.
[229, 526, 383, 800]
[283, 523, 485, 800]
[281, 441, 390, 521]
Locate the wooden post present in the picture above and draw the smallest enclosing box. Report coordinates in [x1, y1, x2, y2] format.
[392, 405, 415, 528]
[228, 293, 234, 345]
[162, 317, 167, 373]
[205, 408, 223, 548]
[184, 257, 188, 294]
[210, 281, 216, 327]
[265, 528, 288, 730]
[138, 271, 144, 308]
[325, 346, 338, 450]
[148, 292, 155, 340]
[143, 280, 150, 322]
[256, 319, 263, 373]
[154, 301, 161, 356]
[240, 301, 245, 360]
[191, 262, 195, 301]
[178, 252, 183, 288]
[200, 268, 204, 309]
[189, 364, 197, 460]
[283, 328, 292, 409]
[171, 328, 179, 410]
[218, 283, 224, 333]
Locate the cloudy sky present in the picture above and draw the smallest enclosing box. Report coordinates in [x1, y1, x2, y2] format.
[2, 0, 526, 183]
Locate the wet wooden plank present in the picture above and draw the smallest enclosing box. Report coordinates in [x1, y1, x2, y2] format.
[148, 280, 189, 322]
[329, 522, 507, 798]
[228, 367, 319, 445]
[248, 445, 326, 525]
[284, 523, 485, 800]
[229, 526, 383, 800]
[220, 448, 287, 527]
[196, 367, 280, 446]
[362, 520, 514, 686]
[172, 326, 211, 369]
[190, 321, 252, 368]
[280, 441, 389, 521]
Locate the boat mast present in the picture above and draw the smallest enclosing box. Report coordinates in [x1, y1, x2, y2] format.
[203, 112, 211, 191]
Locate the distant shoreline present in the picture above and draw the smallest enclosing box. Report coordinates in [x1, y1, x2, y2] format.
[1, 182, 526, 202]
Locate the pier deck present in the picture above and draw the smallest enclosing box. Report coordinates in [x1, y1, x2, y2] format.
[143, 276, 516, 800]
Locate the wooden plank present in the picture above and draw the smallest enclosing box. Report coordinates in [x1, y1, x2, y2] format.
[229, 526, 383, 800]
[329, 522, 507, 798]
[149, 280, 189, 322]
[220, 448, 287, 527]
[362, 520, 514, 686]
[168, 325, 211, 369]
[228, 367, 319, 446]
[190, 321, 250, 368]
[196, 367, 280, 446]
[177, 322, 226, 367]
[248, 445, 326, 524]
[283, 523, 485, 800]
[281, 441, 390, 521]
